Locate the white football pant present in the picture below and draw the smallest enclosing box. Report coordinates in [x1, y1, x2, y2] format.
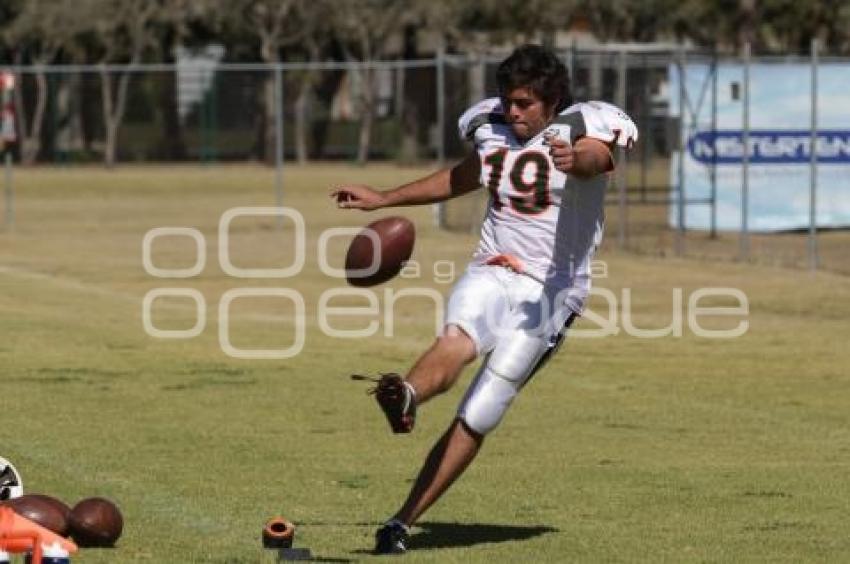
[445, 264, 577, 435]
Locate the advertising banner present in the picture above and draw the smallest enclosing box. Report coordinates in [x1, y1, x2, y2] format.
[669, 62, 850, 231]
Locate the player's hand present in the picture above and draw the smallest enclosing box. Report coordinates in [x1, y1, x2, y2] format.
[330, 185, 388, 211]
[545, 133, 575, 174]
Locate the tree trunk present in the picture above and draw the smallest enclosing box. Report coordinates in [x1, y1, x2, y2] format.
[357, 102, 373, 164]
[398, 26, 419, 164]
[100, 68, 116, 167]
[294, 40, 321, 164]
[737, 0, 757, 51]
[264, 73, 277, 164]
[252, 77, 266, 160]
[104, 120, 119, 167]
[398, 103, 419, 164]
[356, 67, 375, 165]
[55, 74, 86, 160]
[159, 69, 186, 160]
[14, 69, 49, 165]
[80, 74, 99, 155]
[100, 64, 134, 168]
[311, 70, 345, 158]
[157, 30, 186, 160]
[67, 73, 86, 155]
[294, 77, 311, 164]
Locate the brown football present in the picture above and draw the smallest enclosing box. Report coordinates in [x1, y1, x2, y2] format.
[1, 494, 71, 536]
[345, 216, 415, 287]
[68, 497, 123, 547]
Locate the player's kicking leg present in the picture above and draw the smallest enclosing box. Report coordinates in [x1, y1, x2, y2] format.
[370, 328, 478, 553]
[368, 326, 476, 433]
[365, 267, 503, 434]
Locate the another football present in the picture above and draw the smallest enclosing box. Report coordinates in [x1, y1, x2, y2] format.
[1, 494, 71, 536]
[345, 216, 415, 287]
[68, 497, 123, 547]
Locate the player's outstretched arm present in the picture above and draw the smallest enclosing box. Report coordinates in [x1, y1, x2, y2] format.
[331, 153, 481, 210]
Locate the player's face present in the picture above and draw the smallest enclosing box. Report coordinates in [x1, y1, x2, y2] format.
[502, 87, 556, 141]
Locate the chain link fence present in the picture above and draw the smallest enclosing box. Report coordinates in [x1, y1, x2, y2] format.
[3, 45, 849, 274]
[6, 62, 440, 164]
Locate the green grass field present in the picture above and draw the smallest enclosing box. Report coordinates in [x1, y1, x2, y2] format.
[1, 164, 849, 562]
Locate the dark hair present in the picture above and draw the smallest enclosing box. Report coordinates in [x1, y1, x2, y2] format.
[496, 44, 572, 112]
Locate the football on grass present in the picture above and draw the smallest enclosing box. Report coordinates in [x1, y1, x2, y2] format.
[69, 497, 124, 547]
[2, 494, 71, 536]
[345, 216, 415, 287]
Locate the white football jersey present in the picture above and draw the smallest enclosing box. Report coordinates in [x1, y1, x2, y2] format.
[458, 98, 637, 313]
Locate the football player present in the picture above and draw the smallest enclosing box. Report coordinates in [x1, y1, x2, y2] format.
[332, 44, 637, 555]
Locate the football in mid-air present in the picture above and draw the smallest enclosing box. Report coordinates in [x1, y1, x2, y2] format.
[345, 216, 415, 287]
[68, 497, 124, 547]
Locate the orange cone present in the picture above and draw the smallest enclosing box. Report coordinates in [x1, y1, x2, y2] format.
[0, 507, 78, 562]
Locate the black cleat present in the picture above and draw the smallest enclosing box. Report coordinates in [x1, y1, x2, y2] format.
[352, 373, 417, 433]
[374, 520, 409, 555]
[373, 373, 416, 433]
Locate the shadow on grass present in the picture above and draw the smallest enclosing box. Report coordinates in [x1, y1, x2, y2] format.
[411, 521, 558, 550]
[350, 521, 558, 554]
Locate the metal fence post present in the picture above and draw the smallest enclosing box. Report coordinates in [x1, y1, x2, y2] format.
[1, 71, 13, 228]
[395, 60, 404, 120]
[590, 49, 602, 99]
[274, 64, 284, 219]
[616, 49, 628, 249]
[809, 38, 819, 271]
[709, 49, 718, 239]
[676, 48, 686, 257]
[640, 52, 649, 203]
[3, 151, 12, 229]
[434, 43, 446, 228]
[740, 42, 750, 261]
[436, 44, 446, 167]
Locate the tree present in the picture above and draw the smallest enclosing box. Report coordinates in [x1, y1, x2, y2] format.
[670, 0, 761, 53]
[73, 0, 161, 167]
[758, 0, 850, 55]
[206, 0, 311, 163]
[3, 0, 78, 164]
[151, 0, 208, 160]
[331, 0, 416, 164]
[289, 1, 335, 164]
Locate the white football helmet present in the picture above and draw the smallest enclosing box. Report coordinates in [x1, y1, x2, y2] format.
[0, 456, 23, 500]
